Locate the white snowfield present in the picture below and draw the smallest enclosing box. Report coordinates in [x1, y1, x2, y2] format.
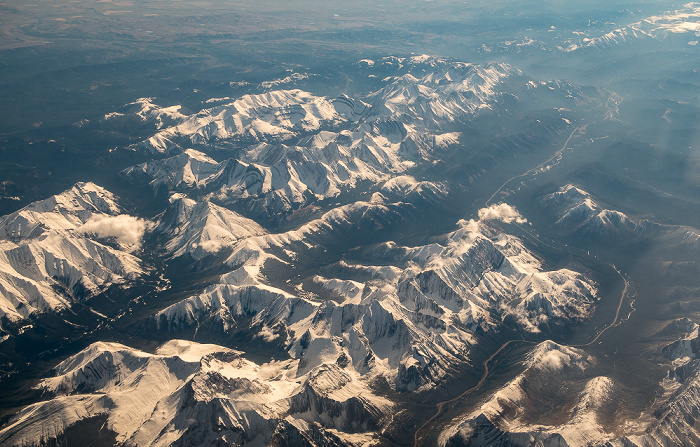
[0, 183, 145, 327]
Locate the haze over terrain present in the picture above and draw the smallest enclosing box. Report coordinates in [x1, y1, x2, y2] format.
[2, 1, 700, 446]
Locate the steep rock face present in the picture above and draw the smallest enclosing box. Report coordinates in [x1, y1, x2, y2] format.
[0, 340, 388, 447]
[0, 183, 145, 327]
[288, 364, 390, 433]
[268, 418, 360, 447]
[661, 321, 700, 362]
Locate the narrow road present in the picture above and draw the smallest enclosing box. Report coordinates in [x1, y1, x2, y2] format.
[485, 126, 580, 206]
[572, 265, 629, 347]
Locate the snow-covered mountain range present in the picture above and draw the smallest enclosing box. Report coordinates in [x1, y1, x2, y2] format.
[0, 183, 145, 329]
[0, 339, 391, 446]
[2, 51, 698, 447]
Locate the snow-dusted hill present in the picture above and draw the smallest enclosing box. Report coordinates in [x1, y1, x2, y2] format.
[568, 3, 700, 52]
[155, 195, 267, 260]
[543, 185, 700, 259]
[543, 184, 655, 241]
[0, 183, 145, 328]
[440, 341, 619, 447]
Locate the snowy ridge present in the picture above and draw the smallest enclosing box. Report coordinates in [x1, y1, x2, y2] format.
[156, 202, 597, 397]
[103, 97, 188, 131]
[0, 183, 145, 326]
[122, 149, 220, 190]
[0, 182, 122, 241]
[381, 218, 596, 334]
[0, 339, 390, 446]
[128, 90, 344, 154]
[155, 195, 267, 260]
[124, 127, 424, 219]
[512, 270, 598, 332]
[118, 56, 594, 221]
[569, 3, 700, 51]
[380, 175, 449, 203]
[544, 185, 700, 254]
[440, 341, 617, 446]
[543, 184, 653, 240]
[365, 58, 519, 125]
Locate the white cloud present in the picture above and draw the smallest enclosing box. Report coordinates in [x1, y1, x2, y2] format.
[79, 214, 147, 248]
[196, 239, 226, 253]
[456, 218, 480, 233]
[452, 203, 526, 249]
[477, 203, 527, 224]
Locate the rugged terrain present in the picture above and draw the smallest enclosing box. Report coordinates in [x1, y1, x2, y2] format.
[2, 1, 700, 445]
